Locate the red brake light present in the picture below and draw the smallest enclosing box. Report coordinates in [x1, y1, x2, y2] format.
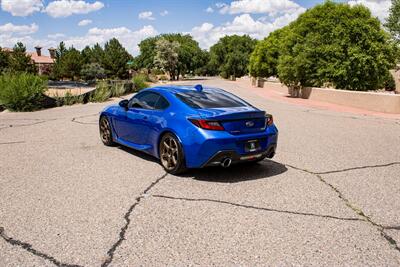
[189, 119, 225, 131]
[266, 114, 274, 126]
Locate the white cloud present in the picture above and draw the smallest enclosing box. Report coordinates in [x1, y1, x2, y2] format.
[138, 11, 155, 20]
[160, 10, 169, 16]
[45, 0, 104, 18]
[78, 19, 93, 26]
[1, 0, 43, 16]
[47, 33, 66, 39]
[0, 23, 39, 35]
[0, 23, 157, 55]
[206, 7, 214, 13]
[64, 25, 158, 54]
[348, 0, 391, 21]
[191, 10, 304, 49]
[218, 0, 303, 15]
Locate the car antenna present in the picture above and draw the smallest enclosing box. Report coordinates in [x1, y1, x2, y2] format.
[194, 84, 203, 92]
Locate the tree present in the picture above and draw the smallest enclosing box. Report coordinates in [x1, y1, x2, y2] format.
[385, 0, 400, 41]
[153, 38, 180, 80]
[9, 42, 36, 73]
[52, 43, 83, 80]
[81, 43, 104, 65]
[0, 47, 10, 73]
[135, 34, 204, 79]
[102, 38, 132, 79]
[134, 37, 158, 71]
[249, 27, 287, 78]
[209, 35, 257, 78]
[61, 47, 83, 80]
[277, 1, 397, 91]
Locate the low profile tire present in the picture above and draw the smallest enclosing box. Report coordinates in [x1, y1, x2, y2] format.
[99, 116, 115, 146]
[159, 133, 187, 175]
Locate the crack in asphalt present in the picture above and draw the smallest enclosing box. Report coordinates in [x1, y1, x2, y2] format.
[384, 225, 400, 231]
[316, 162, 400, 175]
[0, 141, 25, 145]
[286, 164, 400, 253]
[152, 194, 363, 222]
[101, 173, 168, 267]
[71, 114, 99, 125]
[0, 119, 56, 131]
[0, 227, 82, 267]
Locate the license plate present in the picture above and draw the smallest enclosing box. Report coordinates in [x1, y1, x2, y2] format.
[245, 140, 260, 152]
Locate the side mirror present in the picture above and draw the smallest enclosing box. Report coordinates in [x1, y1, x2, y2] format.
[119, 99, 129, 110]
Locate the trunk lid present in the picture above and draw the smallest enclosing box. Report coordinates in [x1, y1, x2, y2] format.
[196, 107, 266, 135]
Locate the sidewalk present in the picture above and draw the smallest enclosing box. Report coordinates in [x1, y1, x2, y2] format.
[234, 78, 400, 120]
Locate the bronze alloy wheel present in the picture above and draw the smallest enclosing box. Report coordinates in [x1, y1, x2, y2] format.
[159, 133, 187, 174]
[99, 116, 114, 146]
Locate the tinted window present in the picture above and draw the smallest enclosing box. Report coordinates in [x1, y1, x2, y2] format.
[176, 91, 247, 109]
[155, 96, 169, 110]
[130, 92, 160, 109]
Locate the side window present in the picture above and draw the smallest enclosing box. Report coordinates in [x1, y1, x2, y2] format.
[154, 95, 170, 110]
[130, 92, 160, 110]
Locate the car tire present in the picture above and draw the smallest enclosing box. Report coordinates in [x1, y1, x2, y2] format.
[99, 116, 115, 146]
[159, 133, 187, 175]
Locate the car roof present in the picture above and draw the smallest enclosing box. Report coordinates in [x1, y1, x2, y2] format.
[144, 85, 224, 95]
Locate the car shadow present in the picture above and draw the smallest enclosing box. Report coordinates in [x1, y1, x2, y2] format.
[117, 145, 159, 163]
[183, 160, 288, 183]
[117, 145, 288, 183]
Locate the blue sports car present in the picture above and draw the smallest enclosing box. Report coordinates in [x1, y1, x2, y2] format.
[99, 84, 278, 174]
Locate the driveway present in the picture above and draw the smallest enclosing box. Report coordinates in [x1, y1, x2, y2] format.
[1, 77, 399, 266]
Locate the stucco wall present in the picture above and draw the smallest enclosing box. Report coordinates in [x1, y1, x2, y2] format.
[264, 82, 400, 114]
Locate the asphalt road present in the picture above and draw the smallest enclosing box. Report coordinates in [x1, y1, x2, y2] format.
[1, 77, 400, 266]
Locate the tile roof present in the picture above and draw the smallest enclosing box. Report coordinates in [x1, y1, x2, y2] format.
[28, 52, 55, 64]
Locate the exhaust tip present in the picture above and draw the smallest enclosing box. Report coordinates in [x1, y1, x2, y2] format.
[221, 158, 232, 168]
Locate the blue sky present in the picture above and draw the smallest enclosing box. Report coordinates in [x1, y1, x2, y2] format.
[0, 0, 391, 55]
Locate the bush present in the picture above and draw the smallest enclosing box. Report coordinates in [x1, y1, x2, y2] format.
[81, 63, 106, 81]
[89, 81, 111, 102]
[0, 72, 46, 111]
[133, 74, 149, 91]
[383, 72, 396, 91]
[62, 91, 84, 106]
[110, 82, 126, 97]
[158, 75, 168, 81]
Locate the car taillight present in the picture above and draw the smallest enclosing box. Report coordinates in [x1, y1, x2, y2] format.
[189, 119, 225, 131]
[266, 114, 274, 127]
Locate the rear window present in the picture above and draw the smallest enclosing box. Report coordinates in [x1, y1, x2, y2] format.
[176, 91, 247, 109]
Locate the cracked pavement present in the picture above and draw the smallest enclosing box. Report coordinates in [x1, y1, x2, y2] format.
[1, 77, 400, 266]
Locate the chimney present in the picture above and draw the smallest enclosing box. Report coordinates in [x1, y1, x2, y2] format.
[48, 47, 56, 59]
[35, 46, 42, 57]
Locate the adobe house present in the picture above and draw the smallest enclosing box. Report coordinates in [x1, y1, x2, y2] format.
[1, 46, 56, 75]
[29, 46, 56, 75]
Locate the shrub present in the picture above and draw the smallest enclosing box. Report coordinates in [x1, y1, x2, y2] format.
[89, 81, 111, 102]
[158, 75, 168, 81]
[110, 82, 126, 97]
[133, 74, 149, 91]
[0, 72, 46, 111]
[383, 71, 396, 91]
[80, 63, 106, 81]
[63, 91, 84, 105]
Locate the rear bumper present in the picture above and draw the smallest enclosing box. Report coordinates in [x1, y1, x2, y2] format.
[202, 143, 277, 167]
[183, 124, 278, 168]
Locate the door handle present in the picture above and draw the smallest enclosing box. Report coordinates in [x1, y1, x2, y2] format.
[143, 116, 148, 120]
